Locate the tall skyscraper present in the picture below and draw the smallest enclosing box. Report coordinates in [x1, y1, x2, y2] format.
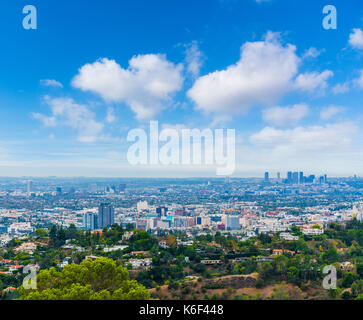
[264, 172, 269, 182]
[287, 171, 293, 183]
[292, 172, 299, 184]
[299, 172, 304, 184]
[98, 204, 114, 229]
[83, 212, 98, 231]
[277, 172, 281, 182]
[156, 207, 168, 218]
[27, 180, 33, 194]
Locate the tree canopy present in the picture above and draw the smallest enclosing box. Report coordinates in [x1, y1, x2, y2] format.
[19, 257, 150, 300]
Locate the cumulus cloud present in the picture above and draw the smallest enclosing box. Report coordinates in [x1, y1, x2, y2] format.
[185, 41, 204, 78]
[302, 47, 324, 59]
[188, 32, 333, 116]
[72, 55, 184, 120]
[349, 28, 363, 50]
[33, 97, 104, 142]
[262, 104, 309, 127]
[320, 106, 345, 121]
[40, 79, 63, 88]
[294, 70, 333, 93]
[188, 32, 300, 114]
[105, 107, 116, 123]
[332, 82, 350, 95]
[249, 122, 357, 156]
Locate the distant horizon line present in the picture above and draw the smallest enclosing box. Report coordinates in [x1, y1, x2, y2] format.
[0, 175, 360, 179]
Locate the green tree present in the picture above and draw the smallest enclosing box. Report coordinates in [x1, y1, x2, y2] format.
[19, 257, 150, 300]
[342, 272, 355, 288]
[356, 263, 363, 279]
[35, 228, 48, 238]
[321, 247, 339, 264]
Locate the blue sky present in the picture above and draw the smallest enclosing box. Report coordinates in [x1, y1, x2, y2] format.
[0, 0, 363, 177]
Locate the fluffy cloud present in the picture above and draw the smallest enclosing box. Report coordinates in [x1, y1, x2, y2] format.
[105, 107, 116, 123]
[188, 32, 333, 115]
[302, 47, 324, 59]
[33, 97, 104, 143]
[249, 122, 357, 155]
[349, 28, 363, 50]
[185, 41, 204, 78]
[294, 70, 333, 93]
[40, 79, 63, 88]
[332, 82, 350, 95]
[72, 55, 184, 120]
[188, 32, 300, 114]
[262, 104, 309, 127]
[320, 106, 345, 121]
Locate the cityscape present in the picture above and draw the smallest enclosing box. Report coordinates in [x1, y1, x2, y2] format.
[0, 0, 363, 308]
[0, 173, 362, 300]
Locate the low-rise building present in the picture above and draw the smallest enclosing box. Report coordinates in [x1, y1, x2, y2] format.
[201, 259, 222, 265]
[128, 258, 152, 269]
[15, 242, 37, 255]
[280, 232, 299, 241]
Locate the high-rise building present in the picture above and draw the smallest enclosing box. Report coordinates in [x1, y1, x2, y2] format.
[277, 172, 281, 182]
[292, 172, 299, 184]
[98, 204, 114, 229]
[156, 207, 168, 218]
[264, 172, 269, 182]
[225, 216, 240, 230]
[27, 180, 33, 193]
[299, 172, 304, 184]
[287, 171, 293, 183]
[83, 212, 98, 231]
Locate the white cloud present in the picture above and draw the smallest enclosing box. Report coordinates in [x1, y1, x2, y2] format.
[72, 55, 184, 120]
[249, 122, 357, 155]
[294, 70, 333, 93]
[188, 32, 334, 116]
[320, 106, 345, 121]
[262, 104, 309, 127]
[106, 107, 116, 123]
[40, 79, 63, 88]
[33, 112, 57, 127]
[33, 97, 104, 143]
[185, 41, 204, 78]
[302, 47, 324, 59]
[188, 32, 300, 114]
[355, 69, 363, 89]
[332, 82, 350, 95]
[349, 28, 363, 50]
